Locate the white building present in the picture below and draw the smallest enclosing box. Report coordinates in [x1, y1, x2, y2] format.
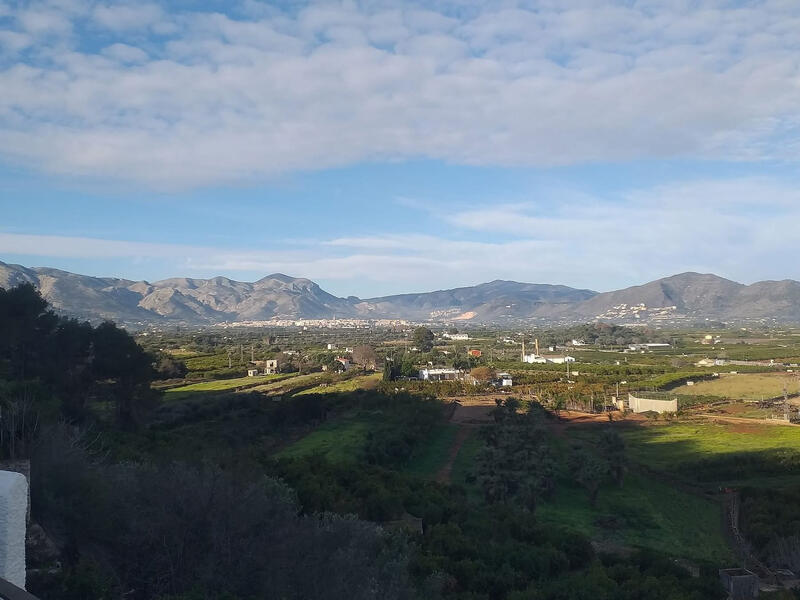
[419, 368, 464, 381]
[523, 353, 547, 364]
[443, 333, 470, 341]
[546, 356, 576, 364]
[522, 354, 575, 364]
[247, 368, 260, 377]
[265, 359, 279, 374]
[628, 343, 671, 351]
[497, 373, 513, 387]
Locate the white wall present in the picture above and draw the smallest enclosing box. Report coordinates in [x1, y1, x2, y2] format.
[0, 471, 27, 589]
[628, 393, 678, 414]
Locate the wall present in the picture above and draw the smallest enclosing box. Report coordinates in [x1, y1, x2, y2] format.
[0, 471, 28, 589]
[627, 393, 678, 414]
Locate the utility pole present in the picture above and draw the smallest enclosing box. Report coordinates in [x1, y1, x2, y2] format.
[227, 349, 232, 369]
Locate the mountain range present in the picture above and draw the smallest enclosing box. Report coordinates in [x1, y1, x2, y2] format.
[2, 260, 800, 325]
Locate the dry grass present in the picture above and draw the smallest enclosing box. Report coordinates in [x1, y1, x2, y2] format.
[673, 372, 800, 400]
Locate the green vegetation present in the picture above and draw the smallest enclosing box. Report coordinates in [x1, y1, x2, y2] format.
[164, 373, 295, 400]
[621, 421, 800, 484]
[538, 472, 731, 563]
[295, 372, 381, 395]
[405, 422, 461, 477]
[17, 283, 800, 599]
[276, 416, 373, 462]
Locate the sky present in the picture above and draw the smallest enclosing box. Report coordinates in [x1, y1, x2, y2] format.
[1, 0, 800, 298]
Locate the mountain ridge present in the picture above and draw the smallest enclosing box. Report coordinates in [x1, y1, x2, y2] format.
[2, 260, 799, 325]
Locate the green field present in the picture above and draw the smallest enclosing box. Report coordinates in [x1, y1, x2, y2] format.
[163, 373, 294, 400]
[449, 430, 482, 488]
[295, 373, 381, 396]
[405, 423, 460, 477]
[275, 416, 372, 462]
[538, 471, 732, 563]
[673, 373, 800, 400]
[621, 421, 800, 472]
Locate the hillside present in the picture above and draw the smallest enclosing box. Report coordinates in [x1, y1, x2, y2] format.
[2, 261, 800, 324]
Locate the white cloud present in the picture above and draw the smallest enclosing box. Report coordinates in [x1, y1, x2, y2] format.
[3, 177, 799, 295]
[101, 43, 148, 63]
[91, 3, 166, 32]
[0, 2, 797, 187]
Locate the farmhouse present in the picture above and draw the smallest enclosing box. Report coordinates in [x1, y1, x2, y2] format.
[523, 353, 547, 364]
[547, 356, 576, 364]
[443, 332, 470, 340]
[247, 368, 259, 377]
[265, 359, 279, 374]
[419, 368, 464, 382]
[522, 354, 576, 364]
[628, 343, 671, 351]
[496, 372, 513, 387]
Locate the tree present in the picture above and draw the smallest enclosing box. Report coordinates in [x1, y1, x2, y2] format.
[470, 366, 496, 382]
[382, 360, 393, 382]
[598, 429, 627, 486]
[569, 447, 608, 506]
[154, 355, 188, 379]
[412, 327, 434, 352]
[92, 322, 156, 429]
[351, 345, 378, 370]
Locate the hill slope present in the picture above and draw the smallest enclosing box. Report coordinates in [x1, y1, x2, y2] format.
[2, 261, 799, 324]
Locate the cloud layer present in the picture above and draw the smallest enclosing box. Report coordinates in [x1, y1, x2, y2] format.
[1, 1, 800, 187]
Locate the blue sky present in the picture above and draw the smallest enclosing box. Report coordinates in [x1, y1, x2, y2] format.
[1, 0, 800, 297]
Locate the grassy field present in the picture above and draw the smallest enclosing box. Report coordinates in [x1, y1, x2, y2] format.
[538, 471, 732, 563]
[163, 373, 294, 400]
[405, 423, 460, 477]
[245, 372, 324, 393]
[673, 372, 800, 400]
[295, 373, 381, 396]
[449, 430, 482, 488]
[274, 415, 372, 462]
[621, 420, 800, 483]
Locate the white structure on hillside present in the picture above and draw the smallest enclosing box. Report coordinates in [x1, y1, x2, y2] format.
[547, 356, 576, 364]
[247, 368, 259, 377]
[497, 373, 513, 387]
[627, 393, 678, 414]
[419, 368, 464, 381]
[0, 471, 27, 589]
[628, 343, 671, 351]
[522, 354, 575, 364]
[523, 353, 547, 364]
[265, 359, 279, 374]
[443, 333, 469, 341]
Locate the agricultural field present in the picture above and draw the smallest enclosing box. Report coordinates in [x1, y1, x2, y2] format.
[537, 471, 732, 563]
[294, 373, 381, 396]
[620, 420, 800, 488]
[274, 415, 373, 462]
[163, 373, 295, 401]
[673, 372, 800, 400]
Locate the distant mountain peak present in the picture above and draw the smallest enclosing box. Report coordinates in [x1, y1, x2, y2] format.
[1, 261, 799, 325]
